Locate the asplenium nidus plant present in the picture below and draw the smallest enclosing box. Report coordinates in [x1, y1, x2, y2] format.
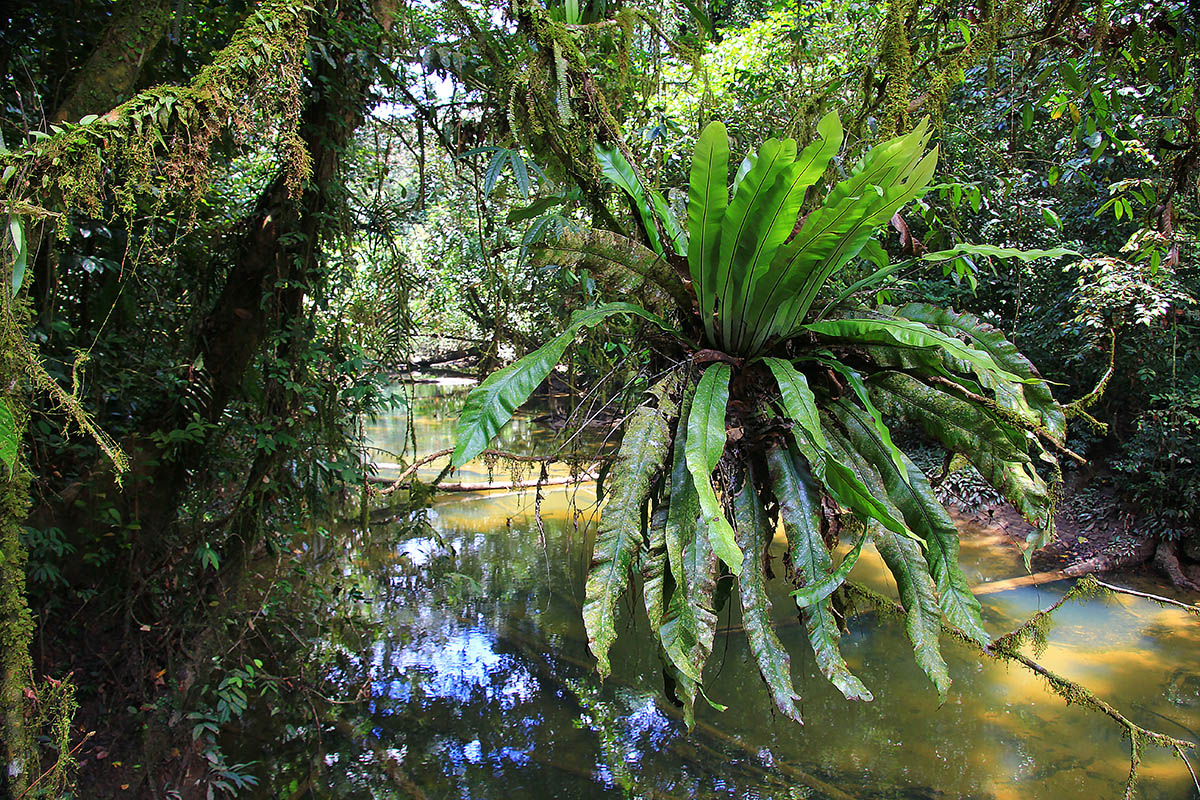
[451, 113, 1075, 725]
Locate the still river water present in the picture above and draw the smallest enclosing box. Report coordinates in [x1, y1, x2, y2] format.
[239, 382, 1199, 799]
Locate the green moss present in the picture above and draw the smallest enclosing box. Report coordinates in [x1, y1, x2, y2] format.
[878, 0, 917, 137]
[0, 298, 35, 794]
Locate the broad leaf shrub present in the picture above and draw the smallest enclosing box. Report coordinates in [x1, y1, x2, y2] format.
[453, 114, 1072, 724]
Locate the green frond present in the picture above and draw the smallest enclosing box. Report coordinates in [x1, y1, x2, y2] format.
[687, 121, 730, 342]
[832, 399, 990, 646]
[892, 302, 1066, 438]
[867, 371, 1057, 550]
[660, 386, 720, 701]
[732, 462, 803, 723]
[534, 228, 692, 312]
[765, 444, 872, 701]
[583, 373, 680, 676]
[452, 302, 683, 466]
[824, 424, 953, 699]
[685, 363, 742, 573]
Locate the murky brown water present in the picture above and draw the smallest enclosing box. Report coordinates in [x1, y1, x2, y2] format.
[237, 382, 1200, 799]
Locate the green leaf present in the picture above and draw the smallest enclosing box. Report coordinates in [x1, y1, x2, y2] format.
[868, 371, 1057, 553]
[790, 531, 866, 609]
[596, 144, 663, 255]
[510, 151, 531, 198]
[649, 190, 686, 255]
[921, 243, 1078, 263]
[642, 504, 670, 636]
[825, 258, 913, 310]
[534, 229, 693, 312]
[1042, 208, 1063, 231]
[765, 444, 871, 701]
[1060, 60, 1082, 92]
[755, 122, 937, 348]
[687, 122, 730, 343]
[763, 357, 910, 537]
[739, 111, 845, 342]
[804, 317, 1029, 386]
[715, 137, 794, 347]
[506, 195, 565, 224]
[832, 400, 989, 645]
[731, 462, 802, 723]
[452, 302, 681, 466]
[730, 117, 844, 349]
[662, 387, 719, 695]
[762, 357, 826, 448]
[815, 356, 907, 475]
[483, 149, 509, 196]
[825, 428, 951, 698]
[892, 303, 1066, 438]
[584, 375, 680, 676]
[685, 363, 741, 573]
[9, 216, 27, 294]
[0, 398, 19, 473]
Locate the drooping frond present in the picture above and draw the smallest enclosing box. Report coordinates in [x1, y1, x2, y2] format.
[534, 228, 692, 313]
[583, 372, 681, 676]
[685, 363, 742, 573]
[452, 302, 682, 466]
[731, 462, 803, 723]
[766, 444, 872, 702]
[824, 424, 952, 699]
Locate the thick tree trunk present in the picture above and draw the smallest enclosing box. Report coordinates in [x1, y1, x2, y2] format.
[127, 2, 397, 606]
[51, 0, 173, 124]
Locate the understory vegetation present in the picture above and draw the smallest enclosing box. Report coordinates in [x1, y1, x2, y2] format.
[0, 0, 1197, 796]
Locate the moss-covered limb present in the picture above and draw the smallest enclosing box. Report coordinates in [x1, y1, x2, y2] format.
[128, 1, 392, 555]
[50, 0, 174, 125]
[0, 0, 313, 220]
[1, 297, 35, 796]
[877, 0, 919, 137]
[1066, 329, 1115, 425]
[904, 0, 1028, 127]
[1088, 576, 1200, 615]
[842, 580, 1195, 799]
[442, 0, 667, 241]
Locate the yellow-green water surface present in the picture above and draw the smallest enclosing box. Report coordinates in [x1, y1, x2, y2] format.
[243, 382, 1200, 799]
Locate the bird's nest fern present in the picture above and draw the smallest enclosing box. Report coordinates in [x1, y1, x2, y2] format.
[451, 114, 1076, 725]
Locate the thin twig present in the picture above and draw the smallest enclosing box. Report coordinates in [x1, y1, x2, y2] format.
[1177, 746, 1200, 796]
[1090, 576, 1200, 615]
[15, 730, 94, 800]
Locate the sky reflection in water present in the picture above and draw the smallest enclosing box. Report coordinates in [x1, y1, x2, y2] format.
[238, 383, 1200, 799]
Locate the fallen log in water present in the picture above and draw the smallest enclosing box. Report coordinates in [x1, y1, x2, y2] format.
[368, 472, 597, 492]
[368, 447, 604, 494]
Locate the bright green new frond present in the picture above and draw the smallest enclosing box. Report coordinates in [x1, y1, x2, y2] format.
[685, 363, 741, 573]
[687, 121, 730, 342]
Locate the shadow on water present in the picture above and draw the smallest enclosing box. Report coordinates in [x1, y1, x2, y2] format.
[227, 383, 1200, 799]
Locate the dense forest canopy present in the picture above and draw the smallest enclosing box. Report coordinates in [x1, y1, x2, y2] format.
[0, 0, 1197, 795]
